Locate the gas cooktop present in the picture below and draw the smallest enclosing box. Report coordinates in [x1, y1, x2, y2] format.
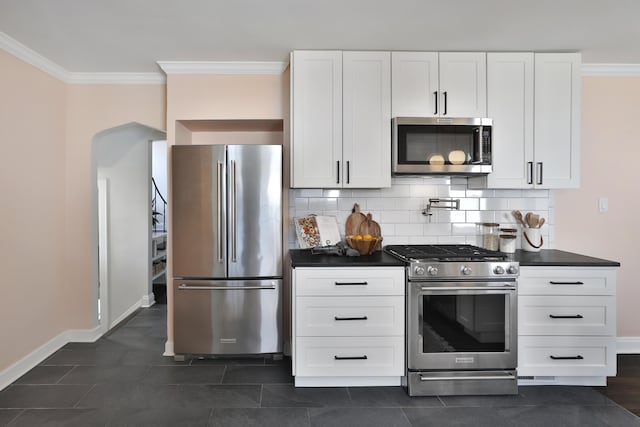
[384, 244, 507, 263]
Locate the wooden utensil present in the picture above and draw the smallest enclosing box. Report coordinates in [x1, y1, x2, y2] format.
[538, 217, 545, 228]
[513, 210, 527, 228]
[528, 213, 540, 228]
[345, 203, 366, 237]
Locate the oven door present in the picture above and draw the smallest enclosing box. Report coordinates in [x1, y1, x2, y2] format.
[408, 281, 517, 371]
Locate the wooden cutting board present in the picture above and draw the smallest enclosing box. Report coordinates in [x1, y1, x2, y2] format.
[358, 213, 382, 252]
[358, 213, 381, 237]
[345, 203, 367, 236]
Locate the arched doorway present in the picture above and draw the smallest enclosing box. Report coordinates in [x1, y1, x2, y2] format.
[92, 122, 166, 332]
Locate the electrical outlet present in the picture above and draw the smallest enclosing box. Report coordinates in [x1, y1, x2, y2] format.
[599, 197, 608, 213]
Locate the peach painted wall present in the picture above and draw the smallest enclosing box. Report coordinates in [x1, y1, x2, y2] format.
[64, 84, 165, 330]
[555, 77, 640, 337]
[164, 73, 288, 347]
[0, 50, 68, 371]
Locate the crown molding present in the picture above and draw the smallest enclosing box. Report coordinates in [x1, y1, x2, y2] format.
[0, 31, 70, 81]
[582, 63, 640, 76]
[1, 31, 165, 84]
[157, 61, 288, 75]
[67, 72, 166, 84]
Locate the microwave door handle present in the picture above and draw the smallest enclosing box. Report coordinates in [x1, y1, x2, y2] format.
[471, 127, 482, 163]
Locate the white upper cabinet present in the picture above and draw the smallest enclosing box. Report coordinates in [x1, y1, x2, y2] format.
[391, 52, 439, 117]
[392, 52, 486, 118]
[343, 51, 391, 188]
[483, 53, 535, 188]
[533, 53, 581, 189]
[470, 52, 580, 189]
[291, 51, 343, 188]
[291, 51, 391, 188]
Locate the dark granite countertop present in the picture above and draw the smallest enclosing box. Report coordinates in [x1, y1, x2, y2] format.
[290, 248, 620, 268]
[289, 249, 406, 268]
[511, 249, 620, 267]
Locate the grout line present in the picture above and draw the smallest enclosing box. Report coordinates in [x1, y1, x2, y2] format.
[55, 365, 78, 384]
[72, 383, 97, 409]
[4, 408, 26, 427]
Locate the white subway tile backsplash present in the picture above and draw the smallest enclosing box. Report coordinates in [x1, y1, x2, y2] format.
[380, 211, 411, 223]
[381, 185, 412, 197]
[294, 198, 309, 210]
[395, 223, 425, 236]
[365, 198, 386, 210]
[352, 189, 382, 197]
[409, 235, 439, 244]
[424, 223, 452, 235]
[436, 210, 466, 223]
[466, 210, 495, 223]
[287, 182, 553, 249]
[458, 198, 479, 210]
[308, 198, 337, 211]
[294, 189, 324, 197]
[338, 198, 365, 211]
[451, 223, 478, 236]
[479, 198, 509, 210]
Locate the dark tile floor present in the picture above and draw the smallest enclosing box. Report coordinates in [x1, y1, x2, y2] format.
[1, 305, 639, 426]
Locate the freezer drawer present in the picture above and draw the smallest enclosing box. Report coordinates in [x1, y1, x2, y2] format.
[174, 279, 282, 355]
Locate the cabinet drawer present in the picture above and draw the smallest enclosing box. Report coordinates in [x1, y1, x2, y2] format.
[518, 336, 616, 377]
[296, 336, 404, 377]
[294, 267, 405, 296]
[518, 267, 616, 296]
[296, 296, 404, 336]
[518, 296, 615, 336]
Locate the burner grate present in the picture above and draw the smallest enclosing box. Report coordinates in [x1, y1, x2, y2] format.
[385, 244, 506, 262]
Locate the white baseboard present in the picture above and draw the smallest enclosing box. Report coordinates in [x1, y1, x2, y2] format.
[110, 299, 144, 329]
[141, 292, 156, 308]
[66, 325, 103, 343]
[294, 376, 401, 387]
[0, 324, 104, 392]
[163, 340, 174, 357]
[518, 376, 607, 386]
[617, 337, 640, 354]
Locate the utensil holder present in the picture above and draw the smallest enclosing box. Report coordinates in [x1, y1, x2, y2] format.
[522, 228, 543, 252]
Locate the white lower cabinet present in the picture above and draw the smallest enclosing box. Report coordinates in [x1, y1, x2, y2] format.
[292, 267, 405, 386]
[518, 267, 617, 386]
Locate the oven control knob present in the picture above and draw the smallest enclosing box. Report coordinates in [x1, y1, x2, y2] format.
[462, 266, 472, 275]
[427, 266, 439, 276]
[493, 266, 505, 275]
[414, 266, 426, 276]
[507, 265, 519, 275]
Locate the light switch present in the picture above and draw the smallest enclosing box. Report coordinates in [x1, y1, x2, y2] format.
[599, 197, 608, 213]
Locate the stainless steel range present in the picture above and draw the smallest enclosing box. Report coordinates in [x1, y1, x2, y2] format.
[384, 244, 519, 396]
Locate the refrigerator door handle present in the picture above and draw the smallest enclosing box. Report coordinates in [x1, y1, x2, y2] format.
[231, 159, 237, 263]
[217, 161, 223, 263]
[178, 284, 276, 291]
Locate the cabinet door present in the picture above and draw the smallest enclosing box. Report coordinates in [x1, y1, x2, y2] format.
[343, 51, 391, 188]
[485, 53, 534, 188]
[391, 52, 439, 117]
[291, 51, 343, 188]
[533, 53, 581, 188]
[439, 52, 487, 117]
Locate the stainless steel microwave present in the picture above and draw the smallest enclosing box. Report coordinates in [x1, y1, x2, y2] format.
[392, 117, 492, 175]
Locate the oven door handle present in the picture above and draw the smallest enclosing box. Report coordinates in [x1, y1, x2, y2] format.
[420, 286, 516, 291]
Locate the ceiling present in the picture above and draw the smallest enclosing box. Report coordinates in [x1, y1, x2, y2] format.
[1, 0, 639, 73]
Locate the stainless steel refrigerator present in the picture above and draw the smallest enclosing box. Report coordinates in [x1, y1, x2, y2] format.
[172, 144, 282, 355]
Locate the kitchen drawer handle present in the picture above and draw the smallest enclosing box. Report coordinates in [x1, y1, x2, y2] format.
[334, 355, 368, 360]
[549, 314, 584, 319]
[550, 355, 584, 360]
[549, 281, 584, 285]
[334, 281, 368, 286]
[334, 316, 368, 321]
